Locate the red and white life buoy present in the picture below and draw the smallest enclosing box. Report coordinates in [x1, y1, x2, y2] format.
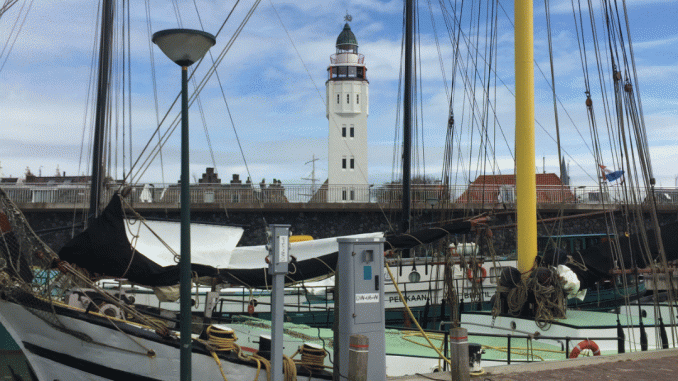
[569, 340, 601, 358]
[466, 265, 487, 283]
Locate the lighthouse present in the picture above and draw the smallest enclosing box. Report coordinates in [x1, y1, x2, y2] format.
[326, 22, 369, 202]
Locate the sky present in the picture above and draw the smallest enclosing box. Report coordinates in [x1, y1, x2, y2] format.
[1, 0, 677, 188]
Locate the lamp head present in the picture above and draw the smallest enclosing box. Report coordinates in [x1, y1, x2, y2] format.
[152, 28, 216, 67]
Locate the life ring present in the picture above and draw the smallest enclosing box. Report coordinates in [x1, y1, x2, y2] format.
[466, 265, 487, 283]
[569, 340, 601, 358]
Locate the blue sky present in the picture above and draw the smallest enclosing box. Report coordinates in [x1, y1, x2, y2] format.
[1, 0, 677, 187]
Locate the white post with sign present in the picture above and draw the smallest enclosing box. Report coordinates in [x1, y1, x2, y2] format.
[334, 237, 386, 381]
[267, 224, 290, 381]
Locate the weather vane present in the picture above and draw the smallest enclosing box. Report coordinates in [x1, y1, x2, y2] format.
[344, 12, 352, 22]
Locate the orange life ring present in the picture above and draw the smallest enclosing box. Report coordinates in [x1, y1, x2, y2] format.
[569, 340, 601, 358]
[466, 265, 487, 283]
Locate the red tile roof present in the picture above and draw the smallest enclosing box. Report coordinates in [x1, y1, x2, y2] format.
[456, 173, 575, 203]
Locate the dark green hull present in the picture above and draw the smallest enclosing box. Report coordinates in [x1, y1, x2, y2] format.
[1, 323, 20, 350]
[1, 324, 36, 380]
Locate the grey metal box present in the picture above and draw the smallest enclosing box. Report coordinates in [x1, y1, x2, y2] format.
[335, 237, 385, 381]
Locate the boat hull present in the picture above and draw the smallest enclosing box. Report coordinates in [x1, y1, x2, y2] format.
[0, 298, 326, 381]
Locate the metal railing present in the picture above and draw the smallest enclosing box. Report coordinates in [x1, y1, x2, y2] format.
[2, 183, 677, 206]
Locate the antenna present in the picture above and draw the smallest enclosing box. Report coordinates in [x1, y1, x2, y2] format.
[302, 155, 321, 197]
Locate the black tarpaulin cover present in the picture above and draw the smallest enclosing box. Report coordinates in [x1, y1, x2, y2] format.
[58, 195, 218, 286]
[384, 221, 474, 250]
[58, 196, 474, 288]
[567, 221, 678, 288]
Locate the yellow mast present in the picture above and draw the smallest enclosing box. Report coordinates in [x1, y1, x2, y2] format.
[515, 0, 537, 273]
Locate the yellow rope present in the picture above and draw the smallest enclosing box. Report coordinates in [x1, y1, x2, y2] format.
[210, 351, 230, 381]
[385, 263, 451, 365]
[298, 345, 327, 370]
[205, 325, 272, 381]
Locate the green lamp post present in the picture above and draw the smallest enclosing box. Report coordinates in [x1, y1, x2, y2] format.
[152, 28, 215, 381]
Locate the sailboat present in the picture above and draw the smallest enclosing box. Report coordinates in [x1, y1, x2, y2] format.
[2, 0, 677, 379]
[0, 1, 336, 380]
[0, 1, 483, 378]
[199, 0, 678, 372]
[439, 0, 678, 365]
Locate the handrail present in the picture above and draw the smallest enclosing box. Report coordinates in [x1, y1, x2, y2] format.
[4, 183, 676, 206]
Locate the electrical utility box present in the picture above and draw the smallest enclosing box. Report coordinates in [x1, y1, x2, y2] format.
[334, 237, 386, 381]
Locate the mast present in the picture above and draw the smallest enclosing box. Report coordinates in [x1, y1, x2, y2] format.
[89, 0, 114, 221]
[401, 0, 413, 235]
[515, 0, 537, 273]
[302, 155, 320, 192]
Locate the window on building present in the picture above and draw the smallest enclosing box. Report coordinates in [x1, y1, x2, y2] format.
[356, 94, 360, 104]
[350, 157, 354, 169]
[347, 94, 350, 104]
[342, 126, 346, 137]
[350, 189, 355, 201]
[350, 127, 354, 137]
[336, 94, 340, 104]
[342, 188, 347, 201]
[348, 66, 357, 77]
[342, 157, 347, 169]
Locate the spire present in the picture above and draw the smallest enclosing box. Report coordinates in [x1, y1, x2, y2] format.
[560, 157, 569, 185]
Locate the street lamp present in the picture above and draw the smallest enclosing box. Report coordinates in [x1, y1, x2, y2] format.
[152, 28, 215, 381]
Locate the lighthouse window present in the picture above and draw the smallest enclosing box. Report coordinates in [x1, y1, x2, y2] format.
[348, 66, 357, 77]
[337, 66, 347, 78]
[350, 188, 355, 200]
[347, 94, 350, 104]
[350, 127, 354, 137]
[342, 126, 346, 137]
[357, 67, 364, 78]
[342, 157, 347, 169]
[337, 94, 340, 104]
[356, 94, 359, 104]
[342, 188, 347, 201]
[350, 157, 355, 169]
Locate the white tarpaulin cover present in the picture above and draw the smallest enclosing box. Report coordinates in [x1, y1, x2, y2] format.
[227, 232, 384, 269]
[125, 219, 244, 268]
[126, 220, 383, 270]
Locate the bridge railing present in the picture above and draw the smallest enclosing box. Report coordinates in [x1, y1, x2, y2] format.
[2, 183, 676, 206]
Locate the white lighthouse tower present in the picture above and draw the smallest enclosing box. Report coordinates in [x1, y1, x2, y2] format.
[326, 22, 369, 202]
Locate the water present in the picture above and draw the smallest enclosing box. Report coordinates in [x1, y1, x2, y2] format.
[0, 351, 34, 381]
[1, 324, 34, 381]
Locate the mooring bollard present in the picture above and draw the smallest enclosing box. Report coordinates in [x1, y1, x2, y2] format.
[348, 334, 369, 381]
[450, 327, 470, 381]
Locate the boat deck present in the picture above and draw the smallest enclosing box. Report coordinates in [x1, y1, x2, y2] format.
[227, 316, 566, 370]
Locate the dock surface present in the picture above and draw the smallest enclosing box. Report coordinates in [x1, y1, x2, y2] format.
[388, 348, 678, 380]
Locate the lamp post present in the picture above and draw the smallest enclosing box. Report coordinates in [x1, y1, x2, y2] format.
[152, 28, 215, 381]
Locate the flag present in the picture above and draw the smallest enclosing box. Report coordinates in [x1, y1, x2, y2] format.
[600, 165, 624, 182]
